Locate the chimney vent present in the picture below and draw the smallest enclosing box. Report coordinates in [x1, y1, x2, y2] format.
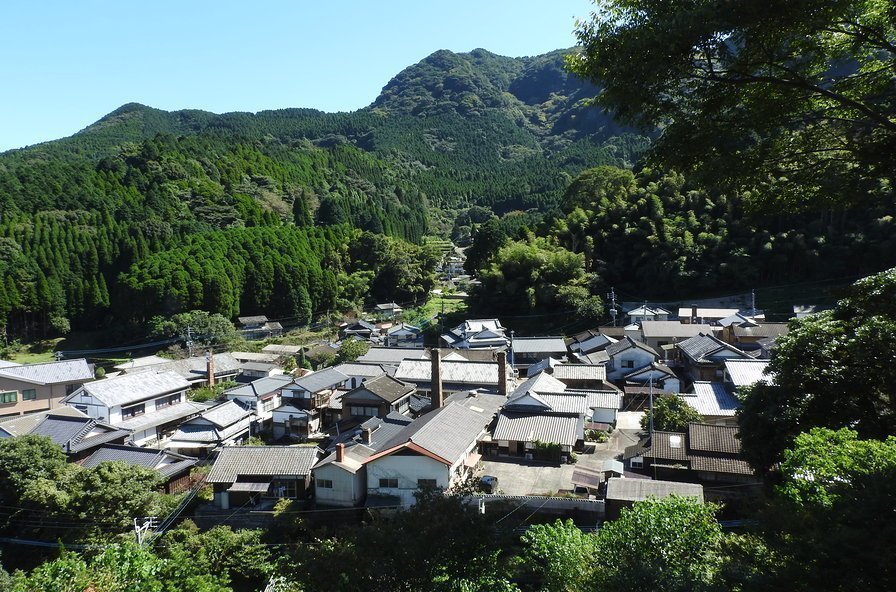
[497, 350, 508, 397]
[336, 443, 345, 462]
[690, 304, 698, 325]
[206, 351, 216, 388]
[430, 348, 444, 411]
[361, 427, 373, 444]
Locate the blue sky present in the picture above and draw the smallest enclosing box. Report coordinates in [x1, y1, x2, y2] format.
[0, 0, 592, 152]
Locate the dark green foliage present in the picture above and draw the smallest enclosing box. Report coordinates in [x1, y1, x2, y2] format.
[641, 394, 703, 433]
[738, 267, 896, 473]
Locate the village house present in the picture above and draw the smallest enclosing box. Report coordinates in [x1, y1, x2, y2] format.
[119, 353, 241, 388]
[62, 371, 204, 447]
[330, 363, 388, 389]
[238, 362, 284, 381]
[166, 400, 255, 457]
[340, 319, 377, 340]
[0, 359, 95, 418]
[385, 323, 424, 348]
[272, 367, 350, 437]
[441, 318, 510, 349]
[224, 375, 292, 432]
[674, 333, 751, 383]
[313, 443, 377, 507]
[0, 407, 131, 461]
[81, 444, 198, 494]
[604, 337, 660, 381]
[237, 315, 282, 340]
[510, 336, 568, 375]
[207, 446, 320, 510]
[677, 306, 742, 325]
[638, 320, 715, 352]
[375, 302, 404, 318]
[394, 352, 509, 398]
[340, 375, 416, 421]
[605, 478, 704, 520]
[566, 329, 617, 358]
[626, 305, 672, 324]
[261, 344, 303, 358]
[723, 359, 774, 392]
[230, 351, 280, 364]
[723, 322, 790, 352]
[623, 362, 681, 393]
[364, 402, 489, 507]
[356, 346, 427, 369]
[533, 362, 615, 391]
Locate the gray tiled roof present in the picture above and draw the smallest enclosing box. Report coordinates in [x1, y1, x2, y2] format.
[131, 353, 242, 381]
[0, 359, 93, 385]
[552, 364, 607, 382]
[640, 321, 714, 339]
[375, 403, 487, 464]
[510, 373, 568, 399]
[605, 336, 659, 358]
[290, 367, 349, 393]
[81, 444, 197, 478]
[207, 446, 320, 483]
[606, 477, 703, 503]
[395, 360, 499, 386]
[231, 351, 280, 363]
[332, 363, 387, 378]
[357, 347, 427, 365]
[71, 371, 190, 408]
[262, 344, 303, 355]
[115, 401, 206, 432]
[238, 315, 268, 325]
[687, 423, 741, 455]
[29, 415, 130, 453]
[677, 334, 747, 364]
[493, 413, 582, 447]
[345, 375, 414, 404]
[0, 406, 87, 436]
[225, 375, 293, 399]
[202, 401, 254, 428]
[684, 383, 739, 416]
[583, 390, 623, 410]
[512, 336, 567, 354]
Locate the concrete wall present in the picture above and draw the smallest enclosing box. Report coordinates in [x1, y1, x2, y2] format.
[607, 349, 656, 380]
[367, 454, 449, 506]
[314, 464, 366, 507]
[0, 380, 77, 417]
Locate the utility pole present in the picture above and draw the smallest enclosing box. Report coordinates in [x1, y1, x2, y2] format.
[133, 516, 158, 545]
[608, 287, 618, 326]
[751, 289, 757, 318]
[509, 330, 515, 369]
[184, 326, 193, 357]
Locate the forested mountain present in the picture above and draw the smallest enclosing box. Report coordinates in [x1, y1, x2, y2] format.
[0, 48, 645, 339]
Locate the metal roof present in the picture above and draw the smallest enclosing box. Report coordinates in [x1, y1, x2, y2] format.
[207, 446, 320, 483]
[115, 401, 206, 432]
[724, 359, 774, 388]
[606, 477, 703, 503]
[290, 367, 349, 393]
[512, 337, 567, 354]
[684, 383, 739, 416]
[72, 371, 190, 408]
[357, 347, 427, 365]
[493, 413, 581, 447]
[640, 321, 714, 339]
[81, 444, 197, 478]
[0, 359, 93, 385]
[395, 360, 499, 386]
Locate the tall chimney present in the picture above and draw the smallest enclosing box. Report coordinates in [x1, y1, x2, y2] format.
[691, 304, 698, 325]
[336, 443, 345, 463]
[206, 351, 215, 388]
[497, 350, 508, 397]
[430, 348, 443, 411]
[362, 427, 373, 444]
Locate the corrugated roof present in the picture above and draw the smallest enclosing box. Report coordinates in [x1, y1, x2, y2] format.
[493, 413, 581, 447]
[606, 478, 703, 502]
[207, 446, 320, 483]
[512, 337, 567, 354]
[724, 359, 773, 388]
[395, 360, 499, 386]
[0, 359, 93, 385]
[640, 321, 714, 339]
[684, 383, 739, 416]
[73, 371, 190, 407]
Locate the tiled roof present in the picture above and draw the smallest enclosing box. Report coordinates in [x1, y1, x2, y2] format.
[606, 477, 703, 502]
[676, 307, 740, 319]
[357, 347, 427, 365]
[290, 367, 349, 393]
[510, 373, 568, 399]
[552, 364, 607, 382]
[202, 401, 254, 428]
[640, 321, 714, 339]
[81, 444, 197, 478]
[225, 375, 292, 399]
[395, 360, 499, 386]
[0, 359, 93, 385]
[493, 413, 582, 447]
[584, 390, 622, 410]
[687, 423, 741, 455]
[238, 315, 268, 325]
[690, 455, 753, 475]
[386, 323, 420, 336]
[724, 359, 774, 388]
[605, 336, 659, 358]
[512, 336, 567, 354]
[314, 443, 376, 473]
[130, 353, 242, 381]
[527, 357, 561, 377]
[332, 363, 387, 378]
[231, 351, 279, 363]
[116, 401, 206, 432]
[240, 362, 278, 372]
[0, 406, 87, 436]
[648, 431, 689, 462]
[29, 414, 130, 453]
[207, 446, 320, 483]
[261, 344, 303, 355]
[70, 371, 190, 408]
[345, 375, 414, 404]
[677, 334, 748, 364]
[373, 403, 487, 465]
[626, 362, 677, 381]
[683, 383, 739, 416]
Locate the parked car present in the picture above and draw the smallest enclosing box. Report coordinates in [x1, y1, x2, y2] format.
[479, 475, 499, 494]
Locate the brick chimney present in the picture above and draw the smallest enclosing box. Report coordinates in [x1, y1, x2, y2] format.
[430, 348, 443, 411]
[336, 443, 345, 463]
[206, 351, 215, 387]
[497, 350, 508, 397]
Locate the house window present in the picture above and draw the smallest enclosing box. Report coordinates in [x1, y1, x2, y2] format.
[22, 389, 37, 401]
[631, 458, 644, 469]
[621, 360, 635, 369]
[155, 394, 181, 410]
[379, 478, 398, 488]
[262, 398, 278, 412]
[351, 405, 379, 418]
[121, 403, 145, 418]
[0, 392, 17, 404]
[318, 479, 333, 489]
[417, 479, 437, 489]
[271, 479, 299, 498]
[65, 383, 78, 395]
